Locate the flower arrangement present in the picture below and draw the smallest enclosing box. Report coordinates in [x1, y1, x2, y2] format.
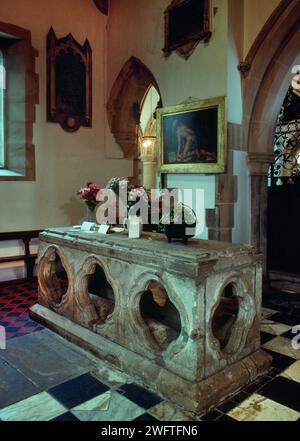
[76, 179, 197, 238]
[105, 177, 161, 230]
[105, 177, 128, 197]
[77, 182, 100, 211]
[106, 177, 149, 211]
[77, 178, 150, 224]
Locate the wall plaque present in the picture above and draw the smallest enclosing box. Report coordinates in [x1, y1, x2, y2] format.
[163, 0, 212, 59]
[47, 28, 92, 132]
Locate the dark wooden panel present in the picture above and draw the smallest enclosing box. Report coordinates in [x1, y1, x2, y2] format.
[267, 184, 300, 274]
[0, 230, 42, 280]
[0, 230, 41, 241]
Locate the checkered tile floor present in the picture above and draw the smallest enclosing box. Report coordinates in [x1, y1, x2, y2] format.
[0, 281, 44, 339]
[0, 280, 300, 421]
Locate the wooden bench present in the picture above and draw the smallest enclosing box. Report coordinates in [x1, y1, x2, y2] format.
[0, 230, 42, 281]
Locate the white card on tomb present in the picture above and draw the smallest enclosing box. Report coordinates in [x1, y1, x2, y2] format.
[81, 221, 95, 231]
[98, 224, 110, 234]
[128, 222, 141, 239]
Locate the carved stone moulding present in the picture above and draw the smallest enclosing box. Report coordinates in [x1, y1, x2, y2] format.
[37, 245, 71, 310]
[107, 57, 161, 160]
[238, 62, 252, 78]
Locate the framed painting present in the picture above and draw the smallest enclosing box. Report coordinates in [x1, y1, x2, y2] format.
[156, 97, 227, 174]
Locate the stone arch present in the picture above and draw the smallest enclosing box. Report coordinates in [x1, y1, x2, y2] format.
[127, 271, 188, 357]
[37, 245, 72, 309]
[107, 57, 161, 169]
[74, 255, 119, 331]
[245, 1, 300, 155]
[241, 0, 300, 266]
[208, 272, 255, 357]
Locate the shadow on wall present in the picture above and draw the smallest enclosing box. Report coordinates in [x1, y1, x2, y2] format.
[61, 197, 85, 226]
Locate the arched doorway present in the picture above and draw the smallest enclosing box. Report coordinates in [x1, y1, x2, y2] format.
[242, 0, 300, 274]
[107, 57, 162, 184]
[267, 87, 300, 275]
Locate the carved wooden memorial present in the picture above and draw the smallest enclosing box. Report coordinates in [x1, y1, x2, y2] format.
[163, 0, 212, 59]
[47, 28, 92, 132]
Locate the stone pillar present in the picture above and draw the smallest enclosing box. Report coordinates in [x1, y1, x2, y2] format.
[141, 160, 157, 189]
[206, 174, 237, 243]
[248, 152, 274, 275]
[140, 136, 157, 189]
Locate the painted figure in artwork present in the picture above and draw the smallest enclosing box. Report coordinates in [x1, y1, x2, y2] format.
[173, 119, 216, 162]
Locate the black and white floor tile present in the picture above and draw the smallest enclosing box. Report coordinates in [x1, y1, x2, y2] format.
[0, 280, 300, 421]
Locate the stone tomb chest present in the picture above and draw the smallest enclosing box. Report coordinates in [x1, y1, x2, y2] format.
[30, 228, 271, 415]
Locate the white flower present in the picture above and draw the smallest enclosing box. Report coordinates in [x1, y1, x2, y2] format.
[161, 203, 196, 225]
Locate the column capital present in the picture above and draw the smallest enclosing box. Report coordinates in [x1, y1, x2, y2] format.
[247, 152, 274, 176]
[113, 131, 138, 159]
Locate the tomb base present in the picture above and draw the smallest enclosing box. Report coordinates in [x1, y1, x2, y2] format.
[30, 303, 271, 415]
[30, 228, 272, 415]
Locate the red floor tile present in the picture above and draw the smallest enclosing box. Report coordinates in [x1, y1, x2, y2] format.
[0, 280, 43, 339]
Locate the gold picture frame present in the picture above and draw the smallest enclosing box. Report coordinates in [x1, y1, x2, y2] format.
[157, 97, 227, 174]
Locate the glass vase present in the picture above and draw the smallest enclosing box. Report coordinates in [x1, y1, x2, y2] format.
[86, 205, 96, 223]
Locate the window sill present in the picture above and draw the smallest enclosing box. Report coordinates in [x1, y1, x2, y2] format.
[0, 169, 24, 177]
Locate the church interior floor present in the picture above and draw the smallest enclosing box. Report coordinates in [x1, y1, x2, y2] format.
[0, 280, 300, 422]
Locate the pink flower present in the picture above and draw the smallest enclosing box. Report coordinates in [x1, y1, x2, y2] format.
[77, 187, 90, 197]
[87, 182, 100, 191]
[77, 182, 101, 205]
